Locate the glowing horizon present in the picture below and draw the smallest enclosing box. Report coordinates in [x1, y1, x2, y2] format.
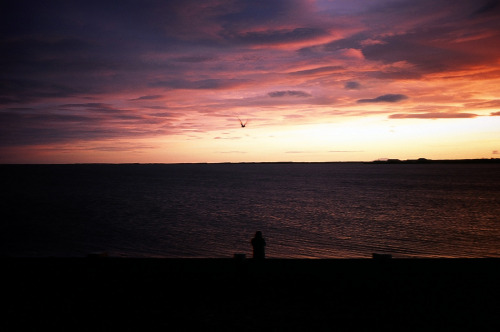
[1, 0, 500, 163]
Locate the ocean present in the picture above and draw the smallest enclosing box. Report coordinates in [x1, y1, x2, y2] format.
[1, 163, 499, 258]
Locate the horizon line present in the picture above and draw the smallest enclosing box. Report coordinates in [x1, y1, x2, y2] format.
[1, 158, 500, 166]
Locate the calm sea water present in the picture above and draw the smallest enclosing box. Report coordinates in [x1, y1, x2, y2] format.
[1, 163, 499, 258]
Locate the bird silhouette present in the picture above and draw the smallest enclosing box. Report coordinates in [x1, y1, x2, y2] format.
[237, 116, 248, 128]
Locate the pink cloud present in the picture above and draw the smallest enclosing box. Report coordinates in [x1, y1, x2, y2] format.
[337, 48, 364, 59]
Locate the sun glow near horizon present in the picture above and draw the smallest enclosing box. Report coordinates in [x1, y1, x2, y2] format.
[1, 109, 498, 164]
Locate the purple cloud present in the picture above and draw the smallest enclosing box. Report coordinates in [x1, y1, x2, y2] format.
[268, 90, 312, 98]
[129, 95, 164, 101]
[222, 27, 328, 45]
[344, 81, 361, 90]
[151, 79, 249, 90]
[357, 94, 408, 103]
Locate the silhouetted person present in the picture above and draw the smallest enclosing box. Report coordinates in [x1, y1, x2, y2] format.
[251, 231, 266, 259]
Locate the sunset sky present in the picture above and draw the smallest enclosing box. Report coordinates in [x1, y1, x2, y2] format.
[1, 0, 500, 163]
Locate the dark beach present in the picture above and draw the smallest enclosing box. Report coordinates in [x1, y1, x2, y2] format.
[4, 257, 500, 331]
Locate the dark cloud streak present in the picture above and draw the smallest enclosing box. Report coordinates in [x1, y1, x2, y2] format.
[268, 90, 312, 98]
[344, 81, 361, 90]
[0, 104, 174, 147]
[357, 94, 408, 103]
[129, 95, 164, 101]
[221, 27, 327, 45]
[151, 79, 249, 90]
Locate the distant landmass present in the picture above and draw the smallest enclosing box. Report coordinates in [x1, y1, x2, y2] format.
[369, 158, 500, 164]
[2, 158, 500, 166]
[216, 158, 500, 164]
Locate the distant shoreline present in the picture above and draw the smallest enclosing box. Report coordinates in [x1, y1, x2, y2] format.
[1, 158, 500, 166]
[368, 157, 500, 164]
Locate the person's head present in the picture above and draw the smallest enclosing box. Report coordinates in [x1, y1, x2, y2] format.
[255, 231, 262, 238]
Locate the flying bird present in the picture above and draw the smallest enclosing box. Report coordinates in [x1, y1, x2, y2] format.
[237, 116, 248, 128]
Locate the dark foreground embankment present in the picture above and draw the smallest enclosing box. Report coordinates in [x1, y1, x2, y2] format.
[3, 258, 500, 331]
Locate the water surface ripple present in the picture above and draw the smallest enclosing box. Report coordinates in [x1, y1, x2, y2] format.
[2, 163, 499, 258]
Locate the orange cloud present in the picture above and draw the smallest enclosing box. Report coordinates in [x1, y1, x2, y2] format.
[389, 112, 478, 119]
